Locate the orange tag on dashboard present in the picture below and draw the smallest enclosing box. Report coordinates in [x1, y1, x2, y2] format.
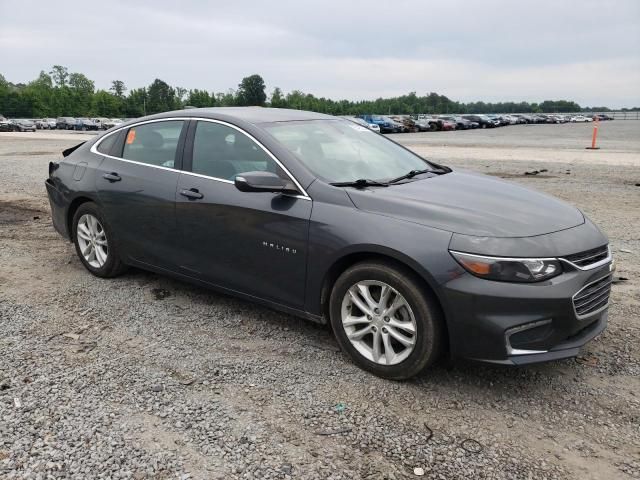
[126, 129, 136, 144]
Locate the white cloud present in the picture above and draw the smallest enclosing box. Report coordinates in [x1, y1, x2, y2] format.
[1, 0, 638, 107]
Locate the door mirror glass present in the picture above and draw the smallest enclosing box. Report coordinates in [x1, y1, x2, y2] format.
[234, 171, 298, 194]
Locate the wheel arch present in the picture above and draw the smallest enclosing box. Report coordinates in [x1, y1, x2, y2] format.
[319, 248, 450, 352]
[66, 195, 98, 241]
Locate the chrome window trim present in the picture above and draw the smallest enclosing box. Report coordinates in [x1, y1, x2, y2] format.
[89, 116, 311, 201]
[572, 274, 612, 320]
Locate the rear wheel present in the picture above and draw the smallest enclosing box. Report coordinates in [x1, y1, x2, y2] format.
[72, 202, 127, 278]
[329, 261, 443, 380]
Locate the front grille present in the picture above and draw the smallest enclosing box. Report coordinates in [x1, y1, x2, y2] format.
[573, 275, 612, 318]
[563, 245, 609, 268]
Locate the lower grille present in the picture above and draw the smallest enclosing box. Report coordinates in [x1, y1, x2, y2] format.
[573, 275, 612, 318]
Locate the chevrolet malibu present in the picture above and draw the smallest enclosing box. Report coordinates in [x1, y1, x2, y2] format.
[45, 108, 613, 379]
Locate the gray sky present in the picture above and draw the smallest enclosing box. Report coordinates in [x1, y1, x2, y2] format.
[1, 0, 639, 107]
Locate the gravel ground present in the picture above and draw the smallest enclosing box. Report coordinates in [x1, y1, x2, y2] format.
[1, 122, 639, 479]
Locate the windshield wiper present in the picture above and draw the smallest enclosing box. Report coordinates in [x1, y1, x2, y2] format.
[330, 178, 389, 188]
[387, 168, 442, 184]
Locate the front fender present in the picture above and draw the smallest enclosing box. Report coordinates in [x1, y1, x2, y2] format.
[304, 200, 457, 319]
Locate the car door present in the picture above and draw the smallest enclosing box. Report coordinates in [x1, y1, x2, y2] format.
[175, 119, 312, 308]
[95, 119, 187, 269]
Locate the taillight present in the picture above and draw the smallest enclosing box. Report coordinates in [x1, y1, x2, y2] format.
[48, 161, 59, 177]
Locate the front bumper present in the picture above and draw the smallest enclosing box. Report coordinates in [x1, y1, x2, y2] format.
[440, 257, 613, 365]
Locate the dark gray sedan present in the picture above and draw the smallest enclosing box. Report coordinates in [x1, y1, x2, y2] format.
[46, 108, 613, 379]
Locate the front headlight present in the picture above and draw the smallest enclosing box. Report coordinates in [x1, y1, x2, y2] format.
[450, 251, 562, 283]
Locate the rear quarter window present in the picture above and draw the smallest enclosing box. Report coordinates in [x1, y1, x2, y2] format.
[121, 121, 184, 168]
[96, 133, 118, 155]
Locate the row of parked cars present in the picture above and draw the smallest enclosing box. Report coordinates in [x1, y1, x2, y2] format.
[350, 113, 614, 133]
[1, 112, 614, 135]
[0, 116, 124, 132]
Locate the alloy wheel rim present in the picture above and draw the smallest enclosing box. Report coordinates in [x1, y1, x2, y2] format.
[341, 280, 417, 366]
[76, 214, 108, 268]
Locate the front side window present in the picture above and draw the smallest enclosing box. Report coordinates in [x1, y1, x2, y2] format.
[191, 121, 280, 180]
[263, 119, 432, 183]
[121, 120, 184, 168]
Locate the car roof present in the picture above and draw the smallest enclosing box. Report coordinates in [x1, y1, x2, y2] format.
[151, 107, 334, 125]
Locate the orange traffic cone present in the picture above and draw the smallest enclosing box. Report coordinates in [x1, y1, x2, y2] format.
[586, 117, 600, 150]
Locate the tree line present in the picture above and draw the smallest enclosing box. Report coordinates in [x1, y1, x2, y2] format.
[1, 65, 635, 119]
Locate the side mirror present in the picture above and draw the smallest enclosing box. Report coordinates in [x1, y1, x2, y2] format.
[234, 171, 298, 194]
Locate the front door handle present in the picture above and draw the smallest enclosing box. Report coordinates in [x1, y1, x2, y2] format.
[103, 172, 121, 182]
[180, 188, 204, 200]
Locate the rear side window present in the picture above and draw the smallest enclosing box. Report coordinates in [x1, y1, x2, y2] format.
[122, 120, 184, 168]
[96, 133, 117, 155]
[191, 121, 279, 180]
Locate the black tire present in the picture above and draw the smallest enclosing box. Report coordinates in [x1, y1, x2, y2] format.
[72, 202, 127, 278]
[329, 261, 444, 380]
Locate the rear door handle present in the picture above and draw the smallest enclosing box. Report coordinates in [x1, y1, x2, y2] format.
[103, 172, 121, 182]
[180, 188, 204, 200]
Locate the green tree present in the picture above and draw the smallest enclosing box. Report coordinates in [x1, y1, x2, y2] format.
[146, 79, 176, 114]
[186, 89, 215, 108]
[92, 90, 121, 117]
[236, 74, 266, 106]
[49, 65, 69, 88]
[68, 72, 95, 115]
[216, 89, 237, 106]
[24, 71, 54, 116]
[125, 88, 148, 117]
[270, 87, 287, 108]
[175, 86, 187, 108]
[110, 80, 126, 98]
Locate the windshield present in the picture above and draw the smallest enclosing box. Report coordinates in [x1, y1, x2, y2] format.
[263, 119, 433, 183]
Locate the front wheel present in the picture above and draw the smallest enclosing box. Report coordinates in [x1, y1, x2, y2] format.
[72, 202, 127, 278]
[329, 261, 444, 380]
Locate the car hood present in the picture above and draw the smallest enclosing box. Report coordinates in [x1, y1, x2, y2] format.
[346, 170, 584, 238]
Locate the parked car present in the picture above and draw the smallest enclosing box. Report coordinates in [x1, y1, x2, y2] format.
[440, 116, 474, 130]
[531, 114, 549, 123]
[0, 116, 11, 132]
[593, 114, 613, 121]
[35, 119, 50, 129]
[544, 115, 565, 124]
[462, 115, 496, 128]
[103, 118, 124, 129]
[357, 115, 400, 134]
[570, 115, 592, 123]
[486, 115, 504, 127]
[414, 116, 439, 131]
[382, 116, 406, 133]
[57, 117, 77, 130]
[74, 118, 99, 131]
[499, 115, 518, 125]
[439, 119, 456, 131]
[510, 114, 529, 124]
[46, 107, 613, 379]
[343, 116, 381, 133]
[390, 116, 422, 133]
[91, 117, 111, 130]
[11, 119, 37, 132]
